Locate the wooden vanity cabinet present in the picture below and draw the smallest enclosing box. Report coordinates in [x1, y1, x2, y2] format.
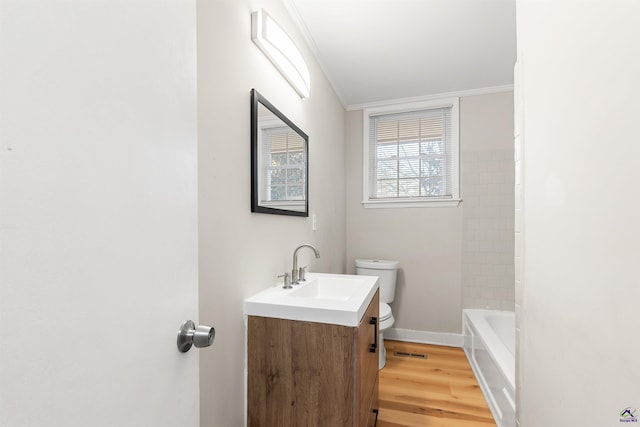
[247, 290, 380, 427]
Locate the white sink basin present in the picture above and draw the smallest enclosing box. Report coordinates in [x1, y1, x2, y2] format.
[288, 276, 363, 301]
[244, 273, 378, 326]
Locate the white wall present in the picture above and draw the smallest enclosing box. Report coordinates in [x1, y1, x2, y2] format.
[516, 2, 640, 425]
[196, 0, 346, 425]
[345, 91, 513, 334]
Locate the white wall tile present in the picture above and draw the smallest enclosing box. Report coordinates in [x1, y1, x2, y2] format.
[462, 147, 515, 310]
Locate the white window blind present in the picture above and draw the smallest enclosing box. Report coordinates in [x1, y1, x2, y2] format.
[262, 127, 306, 202]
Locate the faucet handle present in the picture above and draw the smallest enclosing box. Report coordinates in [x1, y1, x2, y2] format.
[277, 272, 292, 289]
[298, 266, 307, 282]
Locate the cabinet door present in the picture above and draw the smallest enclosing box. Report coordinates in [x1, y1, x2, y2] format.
[357, 291, 379, 427]
[247, 316, 356, 427]
[366, 377, 379, 427]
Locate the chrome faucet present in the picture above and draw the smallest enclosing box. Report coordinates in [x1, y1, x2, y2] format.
[292, 244, 320, 284]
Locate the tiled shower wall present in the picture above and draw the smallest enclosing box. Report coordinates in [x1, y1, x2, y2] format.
[462, 149, 515, 310]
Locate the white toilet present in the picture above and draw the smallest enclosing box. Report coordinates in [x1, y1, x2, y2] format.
[355, 259, 399, 369]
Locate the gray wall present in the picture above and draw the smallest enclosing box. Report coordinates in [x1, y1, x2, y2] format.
[346, 92, 514, 334]
[197, 0, 346, 425]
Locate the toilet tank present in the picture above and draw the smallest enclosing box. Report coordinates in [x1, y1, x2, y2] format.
[355, 259, 399, 304]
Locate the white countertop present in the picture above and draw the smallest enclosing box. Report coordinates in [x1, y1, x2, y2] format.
[244, 272, 379, 327]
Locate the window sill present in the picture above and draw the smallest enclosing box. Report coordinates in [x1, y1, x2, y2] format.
[362, 198, 462, 209]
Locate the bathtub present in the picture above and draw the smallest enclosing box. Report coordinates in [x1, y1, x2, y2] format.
[463, 309, 515, 427]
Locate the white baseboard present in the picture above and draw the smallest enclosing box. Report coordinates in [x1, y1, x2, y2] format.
[383, 327, 464, 348]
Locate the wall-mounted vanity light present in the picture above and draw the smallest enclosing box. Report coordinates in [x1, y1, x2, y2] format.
[251, 8, 311, 98]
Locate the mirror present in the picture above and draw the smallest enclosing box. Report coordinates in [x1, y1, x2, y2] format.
[251, 89, 309, 216]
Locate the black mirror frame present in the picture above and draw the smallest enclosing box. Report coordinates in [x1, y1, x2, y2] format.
[251, 89, 309, 217]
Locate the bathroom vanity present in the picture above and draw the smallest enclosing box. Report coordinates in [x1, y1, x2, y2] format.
[245, 273, 379, 427]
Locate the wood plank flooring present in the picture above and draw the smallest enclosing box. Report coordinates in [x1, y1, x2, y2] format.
[377, 340, 496, 427]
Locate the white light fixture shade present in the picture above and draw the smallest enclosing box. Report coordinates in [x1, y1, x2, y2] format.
[251, 9, 311, 98]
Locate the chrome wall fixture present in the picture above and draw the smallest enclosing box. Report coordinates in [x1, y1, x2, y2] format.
[251, 8, 311, 98]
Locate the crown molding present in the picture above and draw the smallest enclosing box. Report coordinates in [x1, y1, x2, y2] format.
[347, 84, 514, 111]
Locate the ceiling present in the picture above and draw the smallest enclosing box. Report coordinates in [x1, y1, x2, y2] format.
[285, 0, 516, 107]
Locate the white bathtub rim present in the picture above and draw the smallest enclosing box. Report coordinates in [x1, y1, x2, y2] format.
[464, 309, 515, 391]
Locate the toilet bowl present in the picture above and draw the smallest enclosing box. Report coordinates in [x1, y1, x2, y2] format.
[355, 259, 398, 369]
[377, 301, 395, 368]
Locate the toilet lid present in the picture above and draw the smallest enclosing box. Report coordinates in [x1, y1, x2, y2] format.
[379, 302, 392, 321]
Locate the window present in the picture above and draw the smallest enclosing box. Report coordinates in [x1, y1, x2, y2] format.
[260, 126, 306, 206]
[363, 98, 460, 208]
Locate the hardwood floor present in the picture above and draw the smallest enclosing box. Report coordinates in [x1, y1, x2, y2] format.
[377, 340, 496, 427]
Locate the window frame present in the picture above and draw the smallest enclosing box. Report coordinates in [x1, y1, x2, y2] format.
[362, 97, 461, 208]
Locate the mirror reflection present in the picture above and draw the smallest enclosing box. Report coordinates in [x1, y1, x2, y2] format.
[251, 89, 308, 216]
